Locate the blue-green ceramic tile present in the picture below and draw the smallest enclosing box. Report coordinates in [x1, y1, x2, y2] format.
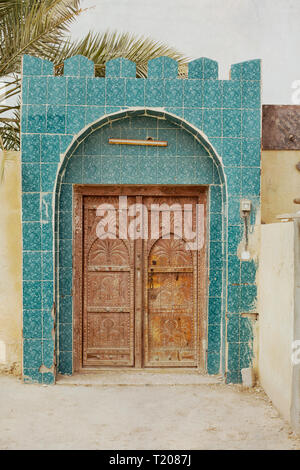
[22, 78, 29, 104]
[140, 157, 157, 184]
[41, 222, 53, 251]
[59, 323, 73, 351]
[145, 79, 164, 107]
[121, 155, 140, 183]
[226, 370, 242, 384]
[210, 242, 223, 270]
[59, 211, 72, 239]
[209, 269, 222, 297]
[242, 109, 261, 138]
[22, 163, 40, 192]
[83, 130, 101, 155]
[120, 58, 136, 78]
[63, 155, 82, 183]
[47, 77, 66, 105]
[203, 109, 222, 137]
[23, 339, 42, 368]
[165, 107, 184, 118]
[242, 167, 260, 195]
[67, 77, 86, 105]
[209, 185, 222, 213]
[85, 106, 105, 125]
[230, 63, 242, 80]
[228, 197, 242, 225]
[228, 255, 241, 284]
[228, 225, 243, 254]
[22, 193, 40, 221]
[227, 314, 240, 342]
[23, 281, 42, 309]
[203, 81, 222, 108]
[22, 134, 41, 163]
[242, 60, 261, 80]
[208, 324, 221, 351]
[106, 78, 125, 106]
[42, 281, 54, 310]
[23, 251, 41, 281]
[184, 80, 202, 107]
[41, 134, 60, 162]
[125, 78, 145, 106]
[42, 373, 55, 385]
[242, 138, 261, 167]
[87, 78, 105, 105]
[157, 155, 176, 183]
[222, 138, 242, 166]
[184, 108, 202, 130]
[59, 295, 73, 323]
[208, 297, 222, 324]
[23, 310, 42, 339]
[222, 81, 241, 108]
[27, 105, 46, 133]
[42, 339, 54, 368]
[241, 285, 257, 312]
[227, 342, 240, 371]
[241, 260, 256, 284]
[164, 79, 183, 107]
[195, 156, 214, 183]
[58, 351, 72, 375]
[41, 193, 52, 222]
[66, 105, 85, 134]
[176, 157, 197, 184]
[59, 267, 72, 296]
[222, 109, 241, 137]
[162, 57, 178, 78]
[60, 134, 73, 154]
[28, 77, 47, 104]
[22, 222, 41, 250]
[240, 317, 254, 343]
[102, 156, 121, 183]
[226, 167, 242, 195]
[47, 105, 66, 133]
[203, 58, 218, 79]
[60, 184, 73, 211]
[210, 213, 222, 241]
[42, 310, 54, 339]
[23, 55, 43, 75]
[64, 55, 94, 77]
[82, 156, 101, 183]
[188, 59, 204, 79]
[157, 128, 177, 156]
[242, 81, 261, 108]
[42, 251, 54, 281]
[207, 351, 220, 375]
[177, 130, 195, 156]
[147, 57, 163, 78]
[41, 163, 57, 192]
[227, 285, 241, 313]
[59, 239, 72, 267]
[240, 342, 253, 369]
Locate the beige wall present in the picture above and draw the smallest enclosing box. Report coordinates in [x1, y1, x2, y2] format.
[261, 150, 300, 224]
[0, 151, 22, 375]
[258, 221, 295, 421]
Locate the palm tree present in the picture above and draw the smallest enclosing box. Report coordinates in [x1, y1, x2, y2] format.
[0, 0, 188, 152]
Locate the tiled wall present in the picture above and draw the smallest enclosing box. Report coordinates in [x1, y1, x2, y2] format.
[21, 54, 261, 384]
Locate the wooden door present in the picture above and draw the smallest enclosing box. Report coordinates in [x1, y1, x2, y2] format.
[73, 186, 207, 371]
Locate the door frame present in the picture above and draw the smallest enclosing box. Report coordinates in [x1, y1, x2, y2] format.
[72, 184, 208, 372]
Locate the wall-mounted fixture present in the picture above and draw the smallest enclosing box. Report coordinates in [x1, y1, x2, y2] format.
[240, 199, 252, 260]
[109, 137, 168, 147]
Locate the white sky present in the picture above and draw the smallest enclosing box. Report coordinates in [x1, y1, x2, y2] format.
[70, 0, 300, 104]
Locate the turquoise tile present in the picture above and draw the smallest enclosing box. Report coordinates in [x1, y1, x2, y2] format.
[125, 78, 145, 106]
[60, 184, 73, 211]
[140, 157, 157, 184]
[241, 260, 256, 284]
[59, 211, 72, 239]
[242, 167, 260, 195]
[240, 317, 254, 342]
[230, 63, 242, 80]
[23, 55, 43, 75]
[22, 134, 41, 163]
[42, 251, 54, 281]
[22, 163, 40, 192]
[227, 314, 240, 342]
[242, 138, 261, 167]
[23, 251, 41, 281]
[203, 58, 218, 79]
[203, 109, 222, 137]
[184, 108, 202, 130]
[207, 351, 220, 375]
[60, 134, 74, 154]
[23, 340, 42, 368]
[148, 57, 165, 78]
[228, 197, 242, 225]
[209, 269, 222, 297]
[27, 105, 46, 133]
[58, 351, 72, 375]
[195, 156, 214, 184]
[59, 239, 73, 267]
[228, 255, 241, 284]
[241, 285, 257, 311]
[87, 78, 105, 105]
[22, 193, 40, 221]
[43, 339, 54, 368]
[226, 370, 242, 384]
[165, 107, 184, 118]
[184, 80, 202, 107]
[23, 310, 42, 339]
[42, 310, 54, 339]
[242, 81, 261, 108]
[85, 106, 105, 126]
[28, 77, 47, 104]
[177, 129, 195, 156]
[106, 58, 121, 77]
[145, 79, 164, 106]
[41, 222, 53, 251]
[82, 156, 101, 183]
[242, 60, 261, 80]
[59, 295, 73, 323]
[210, 213, 223, 241]
[240, 342, 253, 369]
[157, 128, 177, 156]
[23, 281, 42, 309]
[42, 373, 55, 384]
[47, 105, 66, 133]
[222, 109, 241, 137]
[67, 77, 86, 105]
[163, 57, 178, 78]
[41, 163, 57, 192]
[157, 155, 177, 183]
[203, 80, 222, 108]
[208, 324, 221, 351]
[164, 79, 183, 107]
[227, 342, 240, 371]
[63, 155, 82, 183]
[222, 138, 242, 166]
[209, 185, 222, 213]
[64, 55, 94, 77]
[41, 135, 60, 162]
[41, 193, 52, 222]
[222, 81, 241, 108]
[228, 225, 242, 254]
[22, 222, 41, 250]
[242, 110, 261, 138]
[188, 59, 204, 79]
[120, 58, 136, 78]
[59, 323, 73, 351]
[47, 77, 66, 105]
[59, 267, 72, 296]
[210, 242, 223, 270]
[84, 130, 101, 155]
[226, 167, 242, 195]
[121, 155, 140, 183]
[106, 78, 125, 106]
[176, 157, 197, 184]
[42, 281, 54, 310]
[66, 106, 85, 134]
[227, 285, 241, 313]
[102, 156, 121, 183]
[208, 297, 222, 324]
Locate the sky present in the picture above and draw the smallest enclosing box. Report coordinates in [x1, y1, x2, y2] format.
[70, 0, 300, 104]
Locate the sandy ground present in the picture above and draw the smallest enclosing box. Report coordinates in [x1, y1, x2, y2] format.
[0, 374, 299, 450]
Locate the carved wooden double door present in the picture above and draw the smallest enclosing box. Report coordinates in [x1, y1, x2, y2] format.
[73, 186, 207, 370]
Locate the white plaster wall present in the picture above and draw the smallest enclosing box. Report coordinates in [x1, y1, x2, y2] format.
[258, 222, 295, 421]
[70, 0, 300, 104]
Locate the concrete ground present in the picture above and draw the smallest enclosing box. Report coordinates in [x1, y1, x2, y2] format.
[0, 373, 300, 450]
